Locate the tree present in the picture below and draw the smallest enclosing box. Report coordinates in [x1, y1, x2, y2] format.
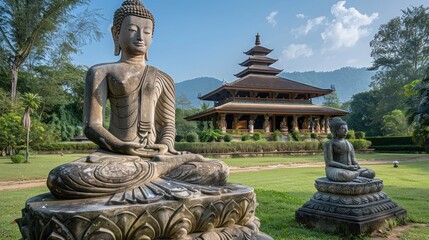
[381, 109, 411, 136]
[346, 90, 382, 136]
[21, 93, 41, 163]
[0, 0, 102, 100]
[322, 91, 342, 109]
[368, 5, 429, 123]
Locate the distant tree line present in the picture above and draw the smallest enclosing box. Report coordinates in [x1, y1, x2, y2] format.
[323, 6, 429, 140]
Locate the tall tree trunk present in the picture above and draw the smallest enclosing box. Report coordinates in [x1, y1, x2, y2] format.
[10, 63, 19, 101]
[25, 128, 30, 163]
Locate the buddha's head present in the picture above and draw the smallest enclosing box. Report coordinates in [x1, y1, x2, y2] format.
[112, 0, 155, 59]
[330, 117, 348, 138]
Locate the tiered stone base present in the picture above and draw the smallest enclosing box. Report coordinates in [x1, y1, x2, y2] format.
[17, 183, 273, 240]
[295, 177, 407, 235]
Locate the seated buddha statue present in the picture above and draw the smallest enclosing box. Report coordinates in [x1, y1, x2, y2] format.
[47, 0, 228, 201]
[324, 117, 375, 182]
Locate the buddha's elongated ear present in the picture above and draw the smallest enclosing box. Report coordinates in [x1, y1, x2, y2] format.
[145, 50, 149, 61]
[111, 26, 121, 56]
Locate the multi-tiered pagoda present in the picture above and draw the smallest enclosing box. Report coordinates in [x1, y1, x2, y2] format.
[186, 34, 347, 134]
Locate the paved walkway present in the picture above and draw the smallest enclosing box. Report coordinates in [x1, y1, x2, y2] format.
[1, 157, 428, 191]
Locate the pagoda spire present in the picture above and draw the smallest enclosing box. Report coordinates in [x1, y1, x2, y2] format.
[255, 33, 261, 46]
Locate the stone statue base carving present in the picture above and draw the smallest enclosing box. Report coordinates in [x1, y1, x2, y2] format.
[295, 177, 407, 235]
[17, 182, 273, 240]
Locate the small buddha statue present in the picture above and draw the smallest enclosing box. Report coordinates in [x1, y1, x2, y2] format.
[280, 117, 288, 132]
[324, 117, 375, 182]
[47, 0, 228, 201]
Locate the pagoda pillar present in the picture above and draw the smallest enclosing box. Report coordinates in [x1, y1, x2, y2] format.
[315, 118, 321, 134]
[248, 115, 255, 134]
[310, 116, 315, 133]
[293, 115, 299, 132]
[263, 114, 270, 133]
[320, 118, 325, 133]
[325, 115, 331, 134]
[219, 114, 227, 133]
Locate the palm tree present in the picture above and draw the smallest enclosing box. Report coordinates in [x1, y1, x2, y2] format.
[21, 93, 42, 163]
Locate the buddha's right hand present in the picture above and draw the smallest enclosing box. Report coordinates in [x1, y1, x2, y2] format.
[115, 142, 146, 156]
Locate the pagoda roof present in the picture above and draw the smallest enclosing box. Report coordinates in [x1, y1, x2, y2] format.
[239, 55, 278, 67]
[235, 65, 282, 78]
[199, 74, 333, 101]
[186, 101, 348, 121]
[244, 45, 273, 55]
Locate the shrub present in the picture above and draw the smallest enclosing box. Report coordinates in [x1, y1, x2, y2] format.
[174, 141, 320, 154]
[272, 130, 282, 142]
[365, 136, 414, 146]
[252, 132, 262, 141]
[327, 133, 333, 139]
[348, 139, 372, 150]
[199, 129, 223, 142]
[241, 134, 250, 141]
[346, 130, 355, 139]
[310, 133, 318, 139]
[223, 134, 232, 142]
[185, 132, 199, 142]
[372, 145, 424, 152]
[11, 154, 25, 163]
[175, 134, 184, 142]
[355, 131, 365, 139]
[291, 131, 302, 141]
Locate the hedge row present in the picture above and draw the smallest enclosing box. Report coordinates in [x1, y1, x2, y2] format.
[29, 142, 98, 151]
[25, 139, 372, 154]
[371, 145, 424, 152]
[348, 139, 372, 150]
[365, 136, 413, 146]
[175, 141, 320, 154]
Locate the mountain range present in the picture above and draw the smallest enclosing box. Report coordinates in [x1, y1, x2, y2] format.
[175, 67, 375, 108]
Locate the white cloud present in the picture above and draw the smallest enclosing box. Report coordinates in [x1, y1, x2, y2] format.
[292, 16, 326, 37]
[266, 11, 278, 27]
[282, 44, 314, 60]
[296, 13, 306, 19]
[321, 1, 378, 50]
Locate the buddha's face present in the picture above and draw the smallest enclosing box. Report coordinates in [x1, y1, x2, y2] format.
[117, 15, 153, 57]
[336, 124, 348, 138]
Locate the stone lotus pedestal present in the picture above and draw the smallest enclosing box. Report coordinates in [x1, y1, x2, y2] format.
[295, 177, 407, 235]
[18, 179, 273, 240]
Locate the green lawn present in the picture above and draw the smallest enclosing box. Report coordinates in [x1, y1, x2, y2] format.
[0, 154, 85, 181]
[1, 158, 428, 239]
[221, 153, 428, 168]
[0, 153, 428, 181]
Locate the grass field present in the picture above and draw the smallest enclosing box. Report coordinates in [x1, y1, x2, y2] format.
[1, 153, 427, 181]
[0, 154, 428, 239]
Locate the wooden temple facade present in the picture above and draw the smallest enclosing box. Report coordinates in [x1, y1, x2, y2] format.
[186, 34, 348, 134]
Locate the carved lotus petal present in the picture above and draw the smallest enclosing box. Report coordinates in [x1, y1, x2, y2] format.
[220, 200, 241, 227]
[112, 211, 137, 237]
[82, 215, 122, 240]
[237, 197, 255, 225]
[128, 210, 161, 240]
[40, 217, 75, 240]
[165, 204, 196, 239]
[64, 215, 91, 239]
[196, 203, 220, 231]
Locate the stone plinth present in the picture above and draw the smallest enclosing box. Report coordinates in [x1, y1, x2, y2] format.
[295, 177, 407, 235]
[17, 181, 273, 240]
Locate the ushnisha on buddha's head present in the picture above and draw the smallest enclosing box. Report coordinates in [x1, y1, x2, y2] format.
[111, 0, 155, 60]
[330, 117, 348, 139]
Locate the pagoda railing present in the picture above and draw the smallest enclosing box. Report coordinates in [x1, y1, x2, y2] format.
[215, 96, 312, 106]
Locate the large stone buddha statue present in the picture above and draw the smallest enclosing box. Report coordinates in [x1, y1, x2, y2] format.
[47, 0, 228, 201]
[19, 2, 273, 239]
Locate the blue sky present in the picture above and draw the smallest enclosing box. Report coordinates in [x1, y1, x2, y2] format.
[72, 0, 428, 83]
